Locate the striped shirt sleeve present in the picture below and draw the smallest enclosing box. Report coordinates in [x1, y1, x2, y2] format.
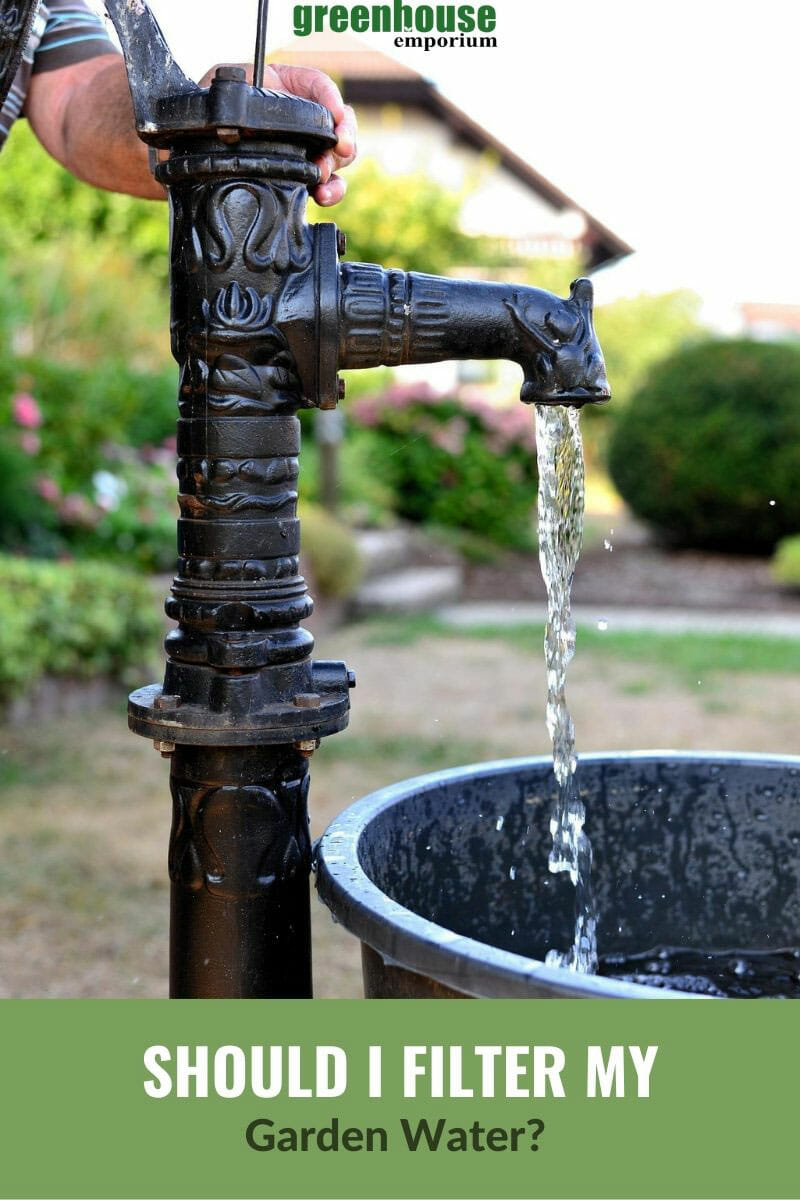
[32, 0, 117, 73]
[0, 1, 117, 144]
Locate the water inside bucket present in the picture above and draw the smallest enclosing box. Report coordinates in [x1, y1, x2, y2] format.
[600, 945, 800, 997]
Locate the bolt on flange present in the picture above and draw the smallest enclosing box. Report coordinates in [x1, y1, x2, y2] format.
[294, 739, 321, 758]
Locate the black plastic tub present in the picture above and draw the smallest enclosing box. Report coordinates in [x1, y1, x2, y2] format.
[315, 753, 800, 998]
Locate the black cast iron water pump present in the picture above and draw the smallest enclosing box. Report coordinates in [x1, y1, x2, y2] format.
[104, 0, 610, 998]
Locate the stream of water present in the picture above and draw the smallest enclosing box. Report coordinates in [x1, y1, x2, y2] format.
[534, 404, 597, 973]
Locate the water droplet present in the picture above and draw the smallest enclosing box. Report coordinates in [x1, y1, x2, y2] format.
[603, 539, 613, 552]
[597, 619, 609, 631]
[769, 499, 776, 507]
[496, 816, 504, 831]
[509, 866, 517, 880]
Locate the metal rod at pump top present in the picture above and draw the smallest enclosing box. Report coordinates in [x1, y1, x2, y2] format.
[103, 0, 611, 999]
[253, 0, 270, 89]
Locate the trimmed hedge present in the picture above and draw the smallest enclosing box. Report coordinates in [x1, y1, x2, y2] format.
[608, 339, 800, 553]
[0, 556, 161, 705]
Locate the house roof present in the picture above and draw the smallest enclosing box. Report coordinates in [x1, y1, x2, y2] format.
[740, 303, 800, 336]
[272, 35, 633, 268]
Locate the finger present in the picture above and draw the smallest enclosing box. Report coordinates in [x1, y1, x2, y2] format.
[331, 146, 357, 173]
[314, 151, 335, 185]
[273, 69, 356, 162]
[272, 64, 346, 124]
[334, 103, 358, 161]
[314, 172, 347, 207]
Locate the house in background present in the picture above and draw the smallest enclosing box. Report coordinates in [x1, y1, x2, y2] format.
[739, 303, 800, 342]
[274, 35, 631, 398]
[276, 34, 631, 270]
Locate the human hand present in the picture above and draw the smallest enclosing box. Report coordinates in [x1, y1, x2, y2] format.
[199, 63, 357, 205]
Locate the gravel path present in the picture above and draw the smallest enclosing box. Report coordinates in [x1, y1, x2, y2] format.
[440, 603, 800, 637]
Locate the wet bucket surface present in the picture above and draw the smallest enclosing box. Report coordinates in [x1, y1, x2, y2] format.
[315, 753, 800, 998]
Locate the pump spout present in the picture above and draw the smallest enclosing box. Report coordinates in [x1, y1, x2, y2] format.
[337, 264, 610, 407]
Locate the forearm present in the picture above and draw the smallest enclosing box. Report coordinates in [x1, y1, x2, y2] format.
[26, 55, 164, 200]
[25, 55, 356, 205]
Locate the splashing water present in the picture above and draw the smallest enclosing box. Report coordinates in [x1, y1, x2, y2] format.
[534, 404, 597, 973]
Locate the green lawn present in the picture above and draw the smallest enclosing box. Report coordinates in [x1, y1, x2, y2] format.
[362, 616, 800, 683]
[3, 615, 800, 998]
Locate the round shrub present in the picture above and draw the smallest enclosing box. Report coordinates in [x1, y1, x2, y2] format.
[608, 339, 800, 553]
[299, 503, 362, 600]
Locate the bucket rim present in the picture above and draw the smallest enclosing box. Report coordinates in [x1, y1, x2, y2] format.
[315, 750, 800, 1000]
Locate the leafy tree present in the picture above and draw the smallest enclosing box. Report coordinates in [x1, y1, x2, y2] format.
[0, 121, 168, 270]
[314, 159, 498, 276]
[595, 289, 704, 408]
[0, 121, 170, 367]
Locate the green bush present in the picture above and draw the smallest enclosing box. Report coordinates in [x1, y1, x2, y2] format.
[299, 503, 362, 600]
[299, 413, 396, 529]
[771, 535, 800, 588]
[0, 362, 178, 568]
[351, 384, 538, 548]
[57, 445, 178, 573]
[5, 357, 176, 490]
[608, 339, 800, 553]
[0, 436, 60, 555]
[0, 556, 161, 705]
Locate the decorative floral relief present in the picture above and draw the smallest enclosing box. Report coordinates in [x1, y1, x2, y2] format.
[177, 458, 298, 488]
[178, 556, 298, 582]
[199, 181, 312, 275]
[169, 777, 308, 900]
[203, 281, 273, 331]
[179, 490, 297, 517]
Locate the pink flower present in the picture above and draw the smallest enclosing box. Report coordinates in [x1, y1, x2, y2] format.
[59, 493, 97, 527]
[353, 382, 444, 428]
[35, 476, 60, 503]
[352, 396, 379, 427]
[12, 393, 42, 429]
[19, 431, 41, 455]
[431, 417, 468, 456]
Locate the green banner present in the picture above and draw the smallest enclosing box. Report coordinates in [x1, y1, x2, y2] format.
[0, 999, 797, 1199]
